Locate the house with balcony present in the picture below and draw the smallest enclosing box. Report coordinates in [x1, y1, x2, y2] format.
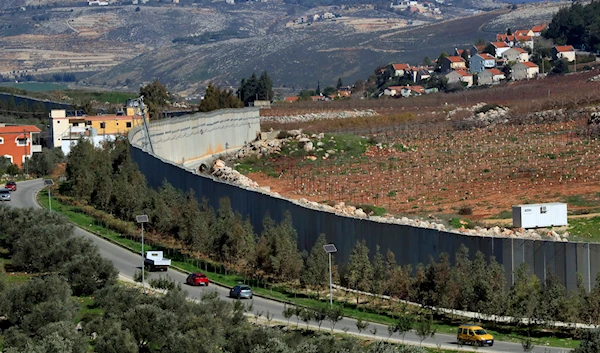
[469, 53, 496, 73]
[49, 103, 146, 155]
[0, 124, 42, 167]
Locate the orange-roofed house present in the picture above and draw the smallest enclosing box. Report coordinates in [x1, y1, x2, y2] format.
[383, 86, 404, 97]
[399, 85, 425, 97]
[553, 45, 576, 62]
[0, 124, 42, 167]
[440, 56, 466, 73]
[496, 33, 515, 45]
[445, 70, 473, 87]
[514, 35, 534, 49]
[469, 53, 496, 73]
[491, 42, 510, 58]
[478, 68, 506, 85]
[391, 63, 410, 76]
[514, 29, 534, 37]
[502, 47, 529, 63]
[285, 96, 299, 103]
[511, 61, 539, 80]
[531, 24, 547, 36]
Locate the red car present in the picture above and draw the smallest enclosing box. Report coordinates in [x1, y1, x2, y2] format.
[186, 273, 209, 286]
[5, 181, 16, 192]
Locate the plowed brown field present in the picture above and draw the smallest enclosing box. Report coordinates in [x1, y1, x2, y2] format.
[249, 119, 600, 219]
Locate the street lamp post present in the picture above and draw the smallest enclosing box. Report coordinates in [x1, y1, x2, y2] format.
[323, 243, 337, 308]
[136, 215, 149, 293]
[44, 179, 54, 212]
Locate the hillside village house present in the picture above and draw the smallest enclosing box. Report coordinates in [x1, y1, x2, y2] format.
[553, 45, 576, 62]
[392, 63, 410, 76]
[514, 35, 534, 50]
[408, 67, 432, 82]
[531, 24, 547, 36]
[440, 56, 466, 73]
[514, 29, 534, 37]
[445, 70, 473, 87]
[0, 124, 42, 167]
[469, 53, 496, 73]
[50, 103, 145, 155]
[491, 42, 510, 58]
[511, 62, 539, 80]
[477, 68, 505, 85]
[502, 47, 529, 63]
[384, 85, 424, 97]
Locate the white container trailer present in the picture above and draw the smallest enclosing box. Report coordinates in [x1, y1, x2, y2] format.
[512, 202, 568, 228]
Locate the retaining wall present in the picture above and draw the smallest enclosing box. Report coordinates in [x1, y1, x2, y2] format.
[129, 108, 600, 291]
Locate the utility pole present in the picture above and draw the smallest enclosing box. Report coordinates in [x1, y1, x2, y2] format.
[136, 215, 149, 293]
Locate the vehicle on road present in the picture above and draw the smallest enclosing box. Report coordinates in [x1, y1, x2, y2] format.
[186, 273, 210, 286]
[5, 181, 16, 191]
[457, 324, 494, 347]
[144, 251, 171, 271]
[229, 285, 253, 299]
[0, 189, 11, 201]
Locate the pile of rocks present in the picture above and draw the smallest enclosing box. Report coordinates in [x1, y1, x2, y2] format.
[588, 74, 600, 82]
[261, 109, 378, 124]
[463, 105, 510, 127]
[211, 159, 259, 188]
[234, 139, 284, 159]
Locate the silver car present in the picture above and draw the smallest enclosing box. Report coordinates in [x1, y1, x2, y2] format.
[229, 285, 253, 299]
[0, 189, 10, 201]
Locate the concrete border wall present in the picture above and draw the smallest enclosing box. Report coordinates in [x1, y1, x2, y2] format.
[130, 108, 260, 166]
[129, 109, 599, 291]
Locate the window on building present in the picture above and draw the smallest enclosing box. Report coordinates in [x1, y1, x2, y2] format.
[3, 155, 12, 163]
[0, 137, 3, 144]
[57, 121, 61, 124]
[85, 121, 92, 126]
[100, 122, 106, 129]
[126, 122, 132, 128]
[16, 138, 27, 146]
[116, 122, 119, 126]
[73, 123, 79, 127]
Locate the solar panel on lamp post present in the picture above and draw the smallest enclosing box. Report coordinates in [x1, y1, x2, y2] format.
[136, 215, 149, 293]
[323, 244, 337, 308]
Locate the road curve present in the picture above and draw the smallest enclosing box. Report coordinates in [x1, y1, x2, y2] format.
[7, 179, 572, 353]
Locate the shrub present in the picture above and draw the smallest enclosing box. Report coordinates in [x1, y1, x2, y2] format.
[457, 206, 473, 215]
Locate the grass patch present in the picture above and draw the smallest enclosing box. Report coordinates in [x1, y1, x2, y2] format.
[36, 191, 580, 349]
[567, 216, 600, 243]
[491, 210, 512, 219]
[564, 195, 600, 208]
[449, 218, 474, 229]
[74, 296, 104, 323]
[355, 204, 386, 216]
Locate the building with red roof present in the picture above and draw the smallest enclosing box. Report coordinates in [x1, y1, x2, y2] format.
[0, 124, 42, 167]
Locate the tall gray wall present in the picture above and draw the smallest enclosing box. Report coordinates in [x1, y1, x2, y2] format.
[130, 108, 260, 165]
[129, 109, 599, 292]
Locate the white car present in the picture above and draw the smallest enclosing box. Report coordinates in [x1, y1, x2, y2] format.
[0, 188, 11, 201]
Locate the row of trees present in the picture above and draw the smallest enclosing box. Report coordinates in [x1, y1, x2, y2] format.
[62, 138, 600, 328]
[237, 71, 274, 105]
[544, 1, 600, 53]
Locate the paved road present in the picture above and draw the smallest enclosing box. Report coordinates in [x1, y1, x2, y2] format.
[8, 179, 573, 353]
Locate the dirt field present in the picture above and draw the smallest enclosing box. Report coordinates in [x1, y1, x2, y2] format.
[253, 71, 600, 220]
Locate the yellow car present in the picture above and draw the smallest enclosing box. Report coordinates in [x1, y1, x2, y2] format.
[457, 324, 494, 347]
